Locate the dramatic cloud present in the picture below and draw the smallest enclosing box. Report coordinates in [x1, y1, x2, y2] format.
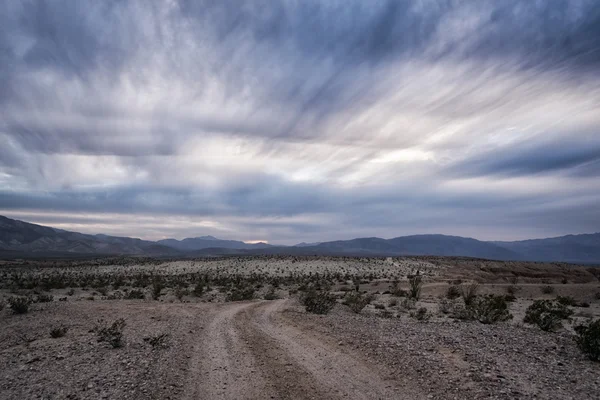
[1, 0, 599, 243]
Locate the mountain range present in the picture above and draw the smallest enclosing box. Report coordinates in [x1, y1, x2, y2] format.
[0, 215, 599, 263]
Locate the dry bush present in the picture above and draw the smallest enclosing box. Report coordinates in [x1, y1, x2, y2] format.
[50, 325, 69, 338]
[446, 285, 460, 300]
[575, 319, 600, 361]
[524, 300, 573, 332]
[540, 285, 555, 295]
[8, 296, 31, 314]
[301, 290, 336, 315]
[469, 295, 513, 324]
[342, 292, 373, 314]
[460, 282, 479, 306]
[96, 318, 126, 348]
[408, 275, 423, 300]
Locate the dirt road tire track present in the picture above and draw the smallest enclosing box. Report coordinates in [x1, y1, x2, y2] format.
[184, 300, 423, 399]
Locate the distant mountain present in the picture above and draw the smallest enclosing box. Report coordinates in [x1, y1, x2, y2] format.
[0, 215, 178, 256]
[303, 235, 518, 259]
[295, 241, 322, 247]
[0, 215, 598, 262]
[493, 233, 600, 264]
[157, 237, 272, 251]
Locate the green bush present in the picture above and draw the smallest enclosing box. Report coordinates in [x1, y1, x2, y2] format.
[96, 318, 126, 348]
[263, 286, 278, 300]
[575, 319, 600, 361]
[8, 296, 31, 314]
[446, 285, 460, 300]
[226, 284, 255, 301]
[408, 275, 423, 300]
[342, 292, 373, 314]
[469, 295, 513, 324]
[524, 300, 573, 331]
[302, 290, 336, 314]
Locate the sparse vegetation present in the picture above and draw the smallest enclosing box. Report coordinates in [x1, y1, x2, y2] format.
[96, 318, 126, 348]
[342, 292, 373, 314]
[524, 300, 573, 331]
[556, 295, 577, 306]
[575, 319, 600, 361]
[301, 290, 336, 314]
[50, 325, 69, 338]
[8, 296, 31, 314]
[126, 289, 145, 300]
[460, 282, 479, 306]
[446, 285, 460, 299]
[469, 295, 513, 324]
[144, 333, 170, 348]
[35, 294, 53, 303]
[408, 275, 423, 300]
[540, 285, 555, 295]
[152, 280, 163, 300]
[410, 307, 430, 321]
[226, 283, 255, 301]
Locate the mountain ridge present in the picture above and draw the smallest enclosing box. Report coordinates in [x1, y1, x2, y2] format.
[0, 215, 599, 263]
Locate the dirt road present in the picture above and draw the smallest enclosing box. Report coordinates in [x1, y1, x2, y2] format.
[184, 300, 420, 400]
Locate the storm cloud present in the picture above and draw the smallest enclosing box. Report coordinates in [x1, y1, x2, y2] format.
[1, 0, 599, 243]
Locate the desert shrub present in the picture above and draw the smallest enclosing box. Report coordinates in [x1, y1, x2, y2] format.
[438, 298, 452, 314]
[374, 303, 385, 310]
[577, 302, 591, 308]
[408, 275, 423, 300]
[400, 297, 416, 311]
[50, 325, 69, 338]
[342, 292, 373, 314]
[461, 282, 479, 306]
[574, 319, 600, 361]
[8, 296, 31, 314]
[469, 295, 513, 324]
[175, 287, 188, 301]
[0, 300, 4, 311]
[556, 295, 577, 306]
[67, 288, 75, 296]
[193, 281, 204, 297]
[35, 294, 54, 303]
[540, 285, 555, 295]
[264, 286, 278, 300]
[126, 289, 145, 300]
[152, 281, 163, 300]
[97, 287, 108, 296]
[450, 304, 474, 320]
[388, 298, 398, 307]
[301, 290, 336, 315]
[446, 285, 460, 300]
[96, 318, 126, 348]
[226, 284, 255, 301]
[144, 333, 170, 348]
[595, 292, 600, 300]
[524, 300, 573, 331]
[379, 310, 393, 319]
[410, 307, 430, 321]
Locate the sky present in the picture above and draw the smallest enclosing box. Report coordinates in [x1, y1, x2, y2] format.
[1, 0, 599, 244]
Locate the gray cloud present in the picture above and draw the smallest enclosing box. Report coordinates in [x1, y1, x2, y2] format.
[0, 0, 599, 243]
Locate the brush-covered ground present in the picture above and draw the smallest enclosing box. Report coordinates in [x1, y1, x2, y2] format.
[1, 256, 599, 399]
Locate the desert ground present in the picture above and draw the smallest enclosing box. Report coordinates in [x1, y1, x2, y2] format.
[1, 256, 600, 399]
